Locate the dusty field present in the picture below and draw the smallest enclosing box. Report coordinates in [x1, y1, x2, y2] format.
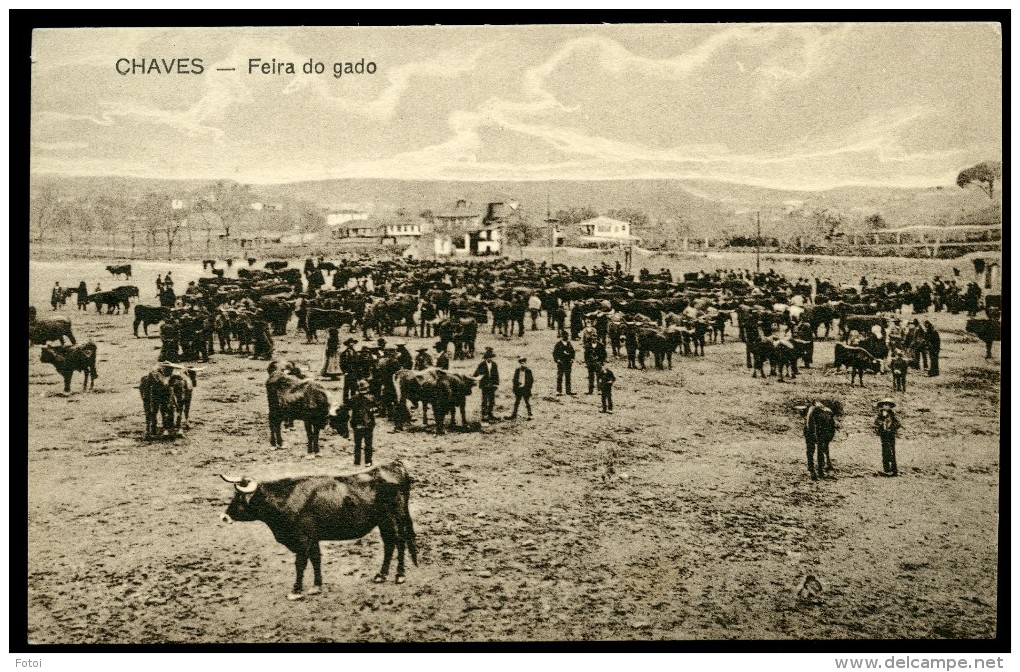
[27, 257, 1000, 643]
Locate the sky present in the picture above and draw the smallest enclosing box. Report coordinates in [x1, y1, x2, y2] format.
[30, 23, 1002, 190]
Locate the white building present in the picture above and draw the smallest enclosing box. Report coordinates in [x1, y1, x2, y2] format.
[575, 216, 641, 247]
[326, 209, 370, 227]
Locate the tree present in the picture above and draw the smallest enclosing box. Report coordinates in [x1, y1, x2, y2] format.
[866, 213, 887, 230]
[207, 181, 254, 238]
[32, 186, 60, 242]
[136, 193, 172, 257]
[92, 195, 122, 250]
[554, 206, 599, 227]
[504, 213, 540, 256]
[956, 161, 1001, 199]
[813, 208, 846, 241]
[606, 208, 649, 229]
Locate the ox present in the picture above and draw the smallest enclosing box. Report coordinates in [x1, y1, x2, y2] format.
[106, 264, 132, 279]
[966, 319, 1001, 359]
[832, 343, 882, 387]
[29, 313, 76, 345]
[40, 342, 98, 392]
[133, 305, 171, 337]
[140, 364, 202, 438]
[219, 460, 419, 598]
[266, 360, 348, 455]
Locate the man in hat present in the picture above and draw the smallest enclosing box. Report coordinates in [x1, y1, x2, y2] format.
[394, 342, 413, 370]
[339, 337, 361, 401]
[598, 361, 616, 413]
[923, 321, 940, 376]
[891, 349, 909, 392]
[434, 342, 450, 371]
[377, 337, 387, 351]
[584, 337, 607, 394]
[346, 379, 377, 467]
[414, 347, 434, 370]
[506, 357, 534, 420]
[875, 399, 900, 476]
[474, 348, 500, 422]
[624, 321, 639, 369]
[553, 331, 576, 395]
[553, 303, 567, 335]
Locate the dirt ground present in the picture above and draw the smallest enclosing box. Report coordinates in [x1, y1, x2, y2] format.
[27, 256, 1000, 643]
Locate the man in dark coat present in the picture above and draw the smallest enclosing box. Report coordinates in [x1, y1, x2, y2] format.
[624, 321, 639, 369]
[875, 398, 901, 476]
[434, 342, 450, 370]
[473, 347, 500, 422]
[553, 331, 576, 395]
[339, 338, 360, 400]
[553, 304, 567, 334]
[569, 306, 584, 340]
[506, 357, 534, 420]
[414, 347, 433, 370]
[584, 340, 607, 394]
[598, 361, 616, 413]
[346, 380, 377, 466]
[924, 321, 941, 376]
[395, 342, 413, 370]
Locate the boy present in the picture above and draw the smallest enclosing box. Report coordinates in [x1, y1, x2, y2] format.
[874, 398, 901, 476]
[890, 349, 908, 392]
[598, 361, 616, 413]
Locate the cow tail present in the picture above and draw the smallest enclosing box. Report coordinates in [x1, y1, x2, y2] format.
[399, 478, 418, 566]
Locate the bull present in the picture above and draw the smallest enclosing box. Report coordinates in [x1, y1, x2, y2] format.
[40, 342, 98, 392]
[106, 264, 132, 279]
[29, 314, 76, 346]
[965, 319, 1001, 359]
[133, 305, 171, 337]
[218, 460, 419, 598]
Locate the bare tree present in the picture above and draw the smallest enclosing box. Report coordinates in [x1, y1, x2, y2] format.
[33, 186, 60, 242]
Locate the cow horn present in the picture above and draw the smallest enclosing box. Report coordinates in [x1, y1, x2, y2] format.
[235, 480, 258, 494]
[220, 474, 243, 483]
[188, 367, 207, 372]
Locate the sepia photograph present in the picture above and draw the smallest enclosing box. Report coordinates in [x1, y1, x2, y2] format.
[25, 21, 1003, 647]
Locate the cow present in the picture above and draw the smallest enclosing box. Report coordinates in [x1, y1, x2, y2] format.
[218, 460, 419, 598]
[133, 305, 171, 337]
[839, 315, 887, 342]
[212, 268, 225, 278]
[965, 319, 1001, 359]
[202, 259, 217, 270]
[40, 342, 98, 393]
[303, 308, 357, 342]
[832, 343, 882, 387]
[393, 368, 479, 434]
[266, 360, 349, 455]
[636, 327, 682, 370]
[265, 260, 289, 271]
[30, 312, 76, 345]
[140, 363, 203, 436]
[106, 264, 132, 279]
[801, 402, 838, 481]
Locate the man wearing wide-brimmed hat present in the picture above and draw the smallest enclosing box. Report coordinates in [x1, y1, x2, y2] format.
[414, 347, 434, 371]
[434, 341, 450, 371]
[346, 379, 377, 467]
[394, 342, 413, 370]
[473, 347, 500, 422]
[339, 337, 360, 401]
[874, 398, 901, 476]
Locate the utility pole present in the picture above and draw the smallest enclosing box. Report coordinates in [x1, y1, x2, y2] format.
[546, 195, 555, 266]
[756, 211, 761, 274]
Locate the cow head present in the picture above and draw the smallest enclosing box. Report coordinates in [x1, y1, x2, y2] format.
[40, 346, 57, 365]
[219, 474, 259, 523]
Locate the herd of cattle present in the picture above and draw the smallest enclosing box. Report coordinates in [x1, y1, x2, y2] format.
[28, 255, 1002, 597]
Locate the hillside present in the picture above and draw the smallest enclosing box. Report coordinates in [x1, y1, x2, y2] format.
[29, 174, 1001, 240]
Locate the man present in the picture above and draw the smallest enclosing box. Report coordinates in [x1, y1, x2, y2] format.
[584, 338, 607, 394]
[506, 357, 534, 420]
[164, 271, 174, 289]
[420, 300, 436, 338]
[414, 347, 434, 370]
[624, 321, 639, 369]
[528, 294, 542, 331]
[156, 274, 164, 294]
[435, 342, 450, 371]
[395, 342, 413, 370]
[347, 379, 377, 466]
[553, 331, 576, 395]
[339, 337, 360, 401]
[875, 398, 901, 476]
[554, 304, 567, 336]
[924, 321, 940, 376]
[907, 319, 927, 371]
[570, 306, 584, 340]
[473, 347, 500, 422]
[51, 282, 62, 310]
[598, 361, 616, 414]
[891, 349, 909, 392]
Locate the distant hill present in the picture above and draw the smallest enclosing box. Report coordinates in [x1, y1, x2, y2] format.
[30, 173, 1001, 241]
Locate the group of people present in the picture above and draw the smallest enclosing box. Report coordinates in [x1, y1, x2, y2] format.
[887, 318, 941, 378]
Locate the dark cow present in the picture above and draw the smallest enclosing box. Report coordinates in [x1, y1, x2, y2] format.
[40, 342, 98, 392]
[266, 360, 348, 454]
[393, 368, 480, 434]
[212, 268, 225, 278]
[839, 315, 887, 342]
[966, 319, 1001, 359]
[133, 305, 171, 337]
[637, 327, 682, 370]
[106, 264, 132, 279]
[29, 313, 76, 345]
[832, 343, 882, 387]
[801, 402, 838, 481]
[202, 259, 217, 270]
[265, 260, 289, 271]
[141, 364, 201, 436]
[218, 460, 419, 598]
[303, 308, 358, 342]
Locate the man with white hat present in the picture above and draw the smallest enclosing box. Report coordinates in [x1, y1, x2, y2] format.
[874, 398, 901, 476]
